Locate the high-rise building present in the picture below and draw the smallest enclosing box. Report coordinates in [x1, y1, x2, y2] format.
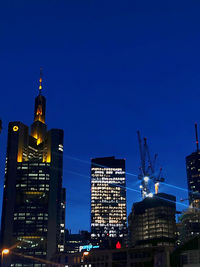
[91, 156, 127, 244]
[177, 124, 200, 244]
[178, 208, 200, 243]
[128, 193, 176, 248]
[186, 124, 200, 209]
[0, 75, 65, 266]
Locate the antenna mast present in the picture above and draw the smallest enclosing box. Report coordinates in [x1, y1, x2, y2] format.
[39, 67, 43, 94]
[195, 123, 199, 152]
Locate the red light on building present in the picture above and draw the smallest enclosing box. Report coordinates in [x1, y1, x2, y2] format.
[116, 241, 121, 249]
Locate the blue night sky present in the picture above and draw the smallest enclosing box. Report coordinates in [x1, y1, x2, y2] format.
[0, 0, 200, 232]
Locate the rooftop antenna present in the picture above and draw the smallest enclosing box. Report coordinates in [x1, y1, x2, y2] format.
[195, 123, 199, 152]
[39, 67, 43, 94]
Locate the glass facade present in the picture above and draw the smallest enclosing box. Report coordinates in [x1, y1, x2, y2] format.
[13, 162, 50, 259]
[91, 157, 127, 242]
[186, 152, 200, 208]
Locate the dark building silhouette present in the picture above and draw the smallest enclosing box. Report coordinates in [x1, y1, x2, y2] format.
[171, 235, 200, 267]
[186, 123, 200, 209]
[0, 76, 65, 266]
[178, 208, 200, 244]
[57, 246, 172, 267]
[128, 193, 176, 248]
[186, 151, 200, 208]
[91, 157, 127, 245]
[65, 230, 91, 254]
[178, 124, 200, 244]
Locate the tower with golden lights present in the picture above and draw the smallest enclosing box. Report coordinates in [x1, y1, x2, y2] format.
[0, 73, 66, 266]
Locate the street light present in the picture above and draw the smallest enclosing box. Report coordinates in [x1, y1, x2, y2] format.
[144, 176, 149, 182]
[1, 248, 10, 267]
[2, 249, 9, 255]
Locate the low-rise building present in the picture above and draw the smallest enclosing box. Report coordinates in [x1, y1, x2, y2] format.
[57, 246, 172, 267]
[171, 236, 200, 267]
[65, 230, 91, 254]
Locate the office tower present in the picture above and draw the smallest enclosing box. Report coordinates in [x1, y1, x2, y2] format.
[178, 208, 200, 243]
[186, 124, 200, 209]
[128, 193, 176, 248]
[91, 156, 127, 244]
[0, 75, 65, 266]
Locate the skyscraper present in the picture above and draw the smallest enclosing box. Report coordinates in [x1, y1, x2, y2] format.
[0, 74, 65, 266]
[186, 123, 200, 208]
[91, 157, 127, 245]
[177, 124, 200, 244]
[128, 193, 176, 248]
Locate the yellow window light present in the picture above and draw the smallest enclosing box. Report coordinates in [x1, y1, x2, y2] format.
[21, 236, 41, 239]
[24, 191, 43, 195]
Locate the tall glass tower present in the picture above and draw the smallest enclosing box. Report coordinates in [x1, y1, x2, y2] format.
[91, 157, 127, 245]
[0, 75, 65, 266]
[186, 124, 200, 208]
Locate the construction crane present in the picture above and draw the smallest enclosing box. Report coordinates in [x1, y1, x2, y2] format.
[180, 198, 189, 202]
[137, 131, 164, 199]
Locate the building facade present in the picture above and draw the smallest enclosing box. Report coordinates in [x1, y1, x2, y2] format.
[65, 230, 91, 254]
[128, 193, 176, 248]
[56, 246, 172, 267]
[178, 208, 200, 244]
[0, 77, 65, 266]
[91, 157, 127, 244]
[171, 236, 200, 267]
[186, 151, 200, 209]
[186, 124, 200, 209]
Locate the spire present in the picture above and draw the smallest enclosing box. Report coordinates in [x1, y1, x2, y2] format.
[33, 67, 46, 124]
[39, 67, 43, 93]
[195, 123, 199, 152]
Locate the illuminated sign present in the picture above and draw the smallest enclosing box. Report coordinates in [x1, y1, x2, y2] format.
[116, 241, 121, 249]
[79, 244, 99, 252]
[13, 126, 19, 132]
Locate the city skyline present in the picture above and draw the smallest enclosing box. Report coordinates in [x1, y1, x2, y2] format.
[0, 71, 194, 233]
[1, 0, 200, 233]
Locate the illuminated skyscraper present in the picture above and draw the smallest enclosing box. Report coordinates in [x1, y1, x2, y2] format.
[179, 124, 200, 243]
[186, 124, 200, 209]
[0, 74, 65, 266]
[91, 157, 127, 244]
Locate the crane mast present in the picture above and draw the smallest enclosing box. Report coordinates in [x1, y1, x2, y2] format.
[137, 131, 164, 199]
